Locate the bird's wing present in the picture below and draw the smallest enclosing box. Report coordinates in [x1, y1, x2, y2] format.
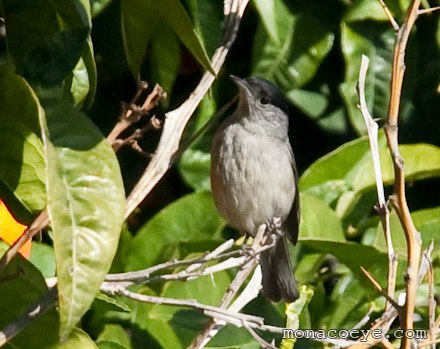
[286, 146, 300, 245]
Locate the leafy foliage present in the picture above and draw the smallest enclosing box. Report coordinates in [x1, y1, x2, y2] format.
[0, 0, 439, 348]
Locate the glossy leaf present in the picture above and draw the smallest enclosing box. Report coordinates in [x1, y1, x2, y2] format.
[299, 193, 345, 242]
[0, 72, 46, 223]
[159, 0, 212, 73]
[300, 135, 440, 221]
[126, 191, 225, 270]
[251, 0, 334, 89]
[71, 57, 90, 106]
[96, 324, 132, 349]
[374, 206, 440, 258]
[149, 20, 181, 97]
[178, 148, 211, 191]
[40, 91, 125, 339]
[121, 0, 160, 81]
[186, 0, 223, 57]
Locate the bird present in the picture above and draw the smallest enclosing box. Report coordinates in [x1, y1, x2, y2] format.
[210, 75, 300, 302]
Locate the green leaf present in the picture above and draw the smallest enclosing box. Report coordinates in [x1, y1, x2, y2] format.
[121, 0, 160, 81]
[300, 134, 440, 223]
[149, 20, 181, 97]
[83, 38, 98, 107]
[300, 136, 372, 190]
[286, 89, 328, 119]
[159, 0, 213, 74]
[49, 328, 99, 349]
[281, 286, 314, 348]
[121, 0, 213, 81]
[0, 255, 59, 349]
[374, 206, 440, 258]
[178, 148, 211, 191]
[299, 193, 346, 242]
[126, 191, 225, 270]
[70, 57, 90, 106]
[186, 0, 223, 57]
[97, 342, 129, 349]
[0, 72, 46, 223]
[39, 90, 125, 339]
[252, 0, 280, 43]
[29, 242, 56, 278]
[252, 0, 334, 89]
[344, 0, 410, 22]
[96, 324, 132, 349]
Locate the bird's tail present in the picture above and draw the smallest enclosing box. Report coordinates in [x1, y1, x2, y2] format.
[260, 234, 298, 302]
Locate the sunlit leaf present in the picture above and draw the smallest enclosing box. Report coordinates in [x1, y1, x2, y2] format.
[126, 191, 224, 270]
[40, 90, 125, 339]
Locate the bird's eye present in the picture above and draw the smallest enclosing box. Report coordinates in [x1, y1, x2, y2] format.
[259, 96, 271, 105]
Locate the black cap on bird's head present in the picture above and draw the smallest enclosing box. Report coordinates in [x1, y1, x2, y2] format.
[230, 75, 290, 115]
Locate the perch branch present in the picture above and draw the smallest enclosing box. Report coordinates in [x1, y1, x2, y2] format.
[382, 1, 422, 347]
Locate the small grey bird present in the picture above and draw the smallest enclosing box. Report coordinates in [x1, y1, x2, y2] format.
[210, 76, 300, 302]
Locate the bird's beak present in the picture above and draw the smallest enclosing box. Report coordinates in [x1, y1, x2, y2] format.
[230, 75, 251, 96]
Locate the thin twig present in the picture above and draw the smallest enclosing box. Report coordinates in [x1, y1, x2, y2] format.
[417, 6, 440, 15]
[377, 0, 400, 30]
[360, 267, 402, 313]
[105, 239, 237, 282]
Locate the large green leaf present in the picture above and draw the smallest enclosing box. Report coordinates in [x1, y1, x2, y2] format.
[251, 0, 334, 89]
[121, 0, 212, 81]
[299, 193, 346, 243]
[126, 191, 225, 270]
[39, 90, 125, 339]
[186, 0, 223, 57]
[300, 136, 440, 223]
[160, 0, 212, 73]
[374, 206, 440, 258]
[149, 20, 181, 97]
[0, 72, 46, 223]
[121, 0, 160, 81]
